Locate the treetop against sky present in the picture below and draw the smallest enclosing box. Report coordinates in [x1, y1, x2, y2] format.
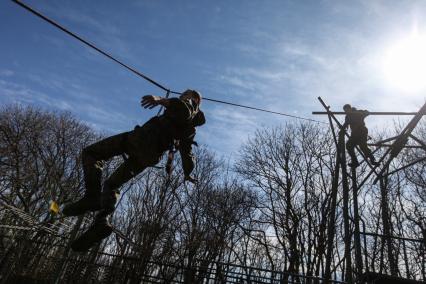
[1, 0, 426, 157]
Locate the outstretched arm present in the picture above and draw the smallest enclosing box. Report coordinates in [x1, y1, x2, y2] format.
[141, 95, 171, 109]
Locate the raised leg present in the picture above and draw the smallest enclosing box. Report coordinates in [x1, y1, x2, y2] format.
[82, 132, 131, 197]
[71, 158, 148, 252]
[357, 128, 379, 166]
[346, 137, 359, 167]
[99, 156, 148, 217]
[63, 132, 131, 217]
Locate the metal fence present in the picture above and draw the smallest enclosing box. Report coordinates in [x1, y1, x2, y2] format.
[0, 233, 346, 284]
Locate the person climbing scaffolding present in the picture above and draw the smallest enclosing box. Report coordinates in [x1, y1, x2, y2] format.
[342, 104, 380, 168]
[63, 89, 206, 252]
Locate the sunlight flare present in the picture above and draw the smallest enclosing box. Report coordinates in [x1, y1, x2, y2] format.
[382, 31, 426, 93]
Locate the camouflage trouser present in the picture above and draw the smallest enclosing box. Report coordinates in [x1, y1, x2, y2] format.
[82, 125, 164, 218]
[346, 127, 374, 163]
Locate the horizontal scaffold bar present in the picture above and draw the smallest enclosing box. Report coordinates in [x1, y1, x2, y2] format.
[312, 111, 421, 115]
[368, 143, 424, 149]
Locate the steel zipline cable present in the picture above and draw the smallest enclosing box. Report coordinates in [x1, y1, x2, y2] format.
[12, 0, 324, 124]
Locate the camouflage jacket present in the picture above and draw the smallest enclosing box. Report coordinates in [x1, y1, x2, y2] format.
[160, 98, 206, 176]
[344, 108, 368, 133]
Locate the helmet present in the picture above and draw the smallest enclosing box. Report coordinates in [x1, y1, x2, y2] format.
[181, 89, 202, 106]
[343, 104, 352, 111]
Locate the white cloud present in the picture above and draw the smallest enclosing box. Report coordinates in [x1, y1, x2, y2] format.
[6, 0, 425, 159]
[0, 79, 71, 110]
[0, 69, 14, 77]
[206, 19, 426, 141]
[198, 102, 274, 160]
[0, 78, 136, 134]
[37, 2, 137, 64]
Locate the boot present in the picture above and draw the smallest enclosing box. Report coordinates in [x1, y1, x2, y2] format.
[71, 213, 113, 252]
[100, 185, 120, 215]
[62, 195, 102, 217]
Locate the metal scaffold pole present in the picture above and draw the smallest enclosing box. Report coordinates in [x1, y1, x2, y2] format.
[314, 97, 426, 283]
[350, 166, 363, 277]
[319, 100, 341, 284]
[339, 131, 353, 283]
[378, 176, 398, 276]
[317, 97, 385, 284]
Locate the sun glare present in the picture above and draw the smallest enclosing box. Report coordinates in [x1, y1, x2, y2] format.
[383, 32, 426, 93]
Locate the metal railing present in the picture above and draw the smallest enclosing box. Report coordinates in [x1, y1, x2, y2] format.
[0, 233, 345, 284]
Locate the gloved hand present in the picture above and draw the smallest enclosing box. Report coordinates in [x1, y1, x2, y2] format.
[141, 95, 162, 109]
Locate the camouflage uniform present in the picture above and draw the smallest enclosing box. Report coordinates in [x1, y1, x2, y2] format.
[344, 108, 375, 165]
[81, 97, 205, 218]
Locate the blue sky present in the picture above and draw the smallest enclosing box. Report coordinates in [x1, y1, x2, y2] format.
[1, 0, 426, 157]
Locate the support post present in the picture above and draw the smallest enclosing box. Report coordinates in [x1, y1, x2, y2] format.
[350, 166, 363, 277]
[324, 149, 341, 284]
[378, 177, 397, 276]
[324, 130, 341, 284]
[339, 133, 353, 283]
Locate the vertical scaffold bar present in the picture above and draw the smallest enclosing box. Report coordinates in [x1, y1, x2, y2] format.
[323, 107, 341, 284]
[317, 97, 370, 284]
[350, 167, 363, 277]
[379, 177, 398, 276]
[339, 133, 353, 283]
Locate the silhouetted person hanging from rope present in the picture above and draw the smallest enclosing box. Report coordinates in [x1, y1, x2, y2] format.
[63, 89, 205, 251]
[342, 104, 379, 168]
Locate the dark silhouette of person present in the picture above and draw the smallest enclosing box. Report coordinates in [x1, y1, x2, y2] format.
[63, 89, 205, 251]
[342, 104, 379, 167]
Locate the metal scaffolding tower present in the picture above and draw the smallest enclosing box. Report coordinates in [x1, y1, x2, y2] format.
[314, 98, 426, 284]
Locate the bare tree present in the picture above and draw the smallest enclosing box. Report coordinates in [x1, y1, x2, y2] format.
[235, 123, 339, 282]
[0, 104, 98, 282]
